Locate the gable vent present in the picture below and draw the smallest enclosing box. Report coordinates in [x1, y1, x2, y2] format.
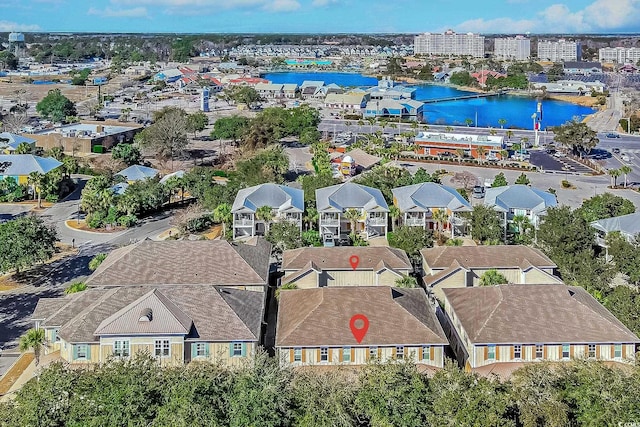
[139, 308, 153, 322]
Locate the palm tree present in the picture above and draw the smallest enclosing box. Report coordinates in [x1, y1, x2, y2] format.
[445, 126, 454, 133]
[489, 129, 497, 136]
[455, 148, 465, 163]
[366, 117, 376, 135]
[389, 205, 401, 232]
[609, 168, 622, 188]
[432, 208, 449, 241]
[14, 142, 32, 154]
[213, 203, 232, 238]
[28, 171, 45, 209]
[255, 205, 274, 235]
[498, 118, 507, 129]
[505, 130, 513, 141]
[343, 208, 362, 236]
[19, 328, 46, 366]
[303, 207, 319, 231]
[394, 275, 417, 288]
[464, 118, 473, 127]
[479, 269, 508, 286]
[620, 165, 632, 188]
[476, 146, 487, 164]
[512, 215, 532, 244]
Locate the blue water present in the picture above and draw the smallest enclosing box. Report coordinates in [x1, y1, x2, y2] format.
[262, 72, 596, 129]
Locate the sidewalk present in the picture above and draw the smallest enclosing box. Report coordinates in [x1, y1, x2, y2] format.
[0, 351, 61, 402]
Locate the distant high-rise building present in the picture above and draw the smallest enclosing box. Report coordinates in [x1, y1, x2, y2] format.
[537, 39, 580, 62]
[494, 36, 530, 61]
[599, 47, 640, 64]
[414, 30, 485, 58]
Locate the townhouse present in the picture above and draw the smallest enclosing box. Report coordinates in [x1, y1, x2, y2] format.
[442, 285, 640, 378]
[0, 132, 36, 154]
[483, 184, 557, 231]
[232, 183, 304, 239]
[421, 245, 562, 300]
[276, 287, 448, 369]
[0, 154, 62, 185]
[280, 246, 412, 287]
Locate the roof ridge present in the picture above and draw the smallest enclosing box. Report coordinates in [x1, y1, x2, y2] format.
[389, 287, 446, 341]
[472, 287, 504, 342]
[150, 289, 193, 331]
[61, 289, 119, 341]
[568, 287, 639, 338]
[217, 289, 261, 340]
[278, 288, 325, 344]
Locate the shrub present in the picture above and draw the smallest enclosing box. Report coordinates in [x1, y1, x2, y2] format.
[45, 194, 59, 203]
[561, 180, 572, 189]
[88, 253, 108, 271]
[64, 282, 87, 294]
[118, 214, 138, 227]
[275, 282, 298, 300]
[86, 211, 106, 229]
[302, 230, 322, 247]
[185, 214, 213, 233]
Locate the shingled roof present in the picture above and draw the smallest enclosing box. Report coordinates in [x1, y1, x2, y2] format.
[86, 239, 270, 287]
[443, 285, 640, 345]
[282, 247, 412, 271]
[34, 285, 264, 343]
[276, 287, 447, 347]
[421, 245, 556, 270]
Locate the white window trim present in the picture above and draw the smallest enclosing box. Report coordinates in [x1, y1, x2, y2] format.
[422, 346, 431, 360]
[154, 339, 171, 358]
[562, 344, 570, 359]
[342, 347, 351, 363]
[513, 345, 522, 360]
[396, 346, 404, 359]
[488, 345, 496, 360]
[320, 347, 328, 363]
[588, 344, 596, 359]
[76, 344, 88, 360]
[195, 343, 207, 358]
[113, 340, 130, 358]
[369, 346, 378, 359]
[232, 342, 243, 357]
[293, 347, 302, 362]
[535, 344, 544, 360]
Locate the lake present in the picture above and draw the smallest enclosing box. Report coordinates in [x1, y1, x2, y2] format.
[262, 72, 596, 130]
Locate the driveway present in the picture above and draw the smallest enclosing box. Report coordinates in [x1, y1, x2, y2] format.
[0, 204, 33, 223]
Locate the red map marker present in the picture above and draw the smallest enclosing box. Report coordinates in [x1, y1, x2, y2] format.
[349, 255, 360, 270]
[350, 314, 369, 344]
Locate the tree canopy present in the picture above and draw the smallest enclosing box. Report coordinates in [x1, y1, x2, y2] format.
[470, 205, 503, 245]
[0, 216, 58, 273]
[552, 120, 599, 156]
[387, 225, 433, 258]
[575, 192, 635, 222]
[35, 89, 77, 123]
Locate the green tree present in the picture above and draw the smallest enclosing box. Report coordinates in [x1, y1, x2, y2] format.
[471, 205, 503, 245]
[449, 71, 475, 87]
[292, 369, 357, 427]
[620, 165, 632, 188]
[0, 216, 58, 273]
[479, 269, 508, 286]
[498, 118, 507, 129]
[36, 89, 77, 122]
[14, 142, 33, 154]
[256, 205, 275, 236]
[514, 173, 530, 185]
[89, 253, 108, 271]
[28, 171, 45, 209]
[0, 50, 18, 69]
[576, 192, 635, 223]
[137, 107, 188, 166]
[111, 143, 142, 166]
[342, 208, 362, 237]
[608, 168, 621, 188]
[64, 281, 87, 294]
[394, 274, 418, 288]
[266, 221, 303, 254]
[235, 146, 289, 186]
[492, 172, 508, 187]
[210, 116, 250, 146]
[186, 111, 208, 138]
[19, 328, 46, 366]
[604, 285, 640, 336]
[552, 120, 599, 157]
[213, 202, 232, 239]
[606, 232, 640, 286]
[387, 225, 433, 258]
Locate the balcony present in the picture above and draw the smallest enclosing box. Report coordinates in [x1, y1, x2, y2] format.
[405, 217, 425, 227]
[367, 216, 387, 226]
[320, 217, 340, 226]
[234, 219, 253, 227]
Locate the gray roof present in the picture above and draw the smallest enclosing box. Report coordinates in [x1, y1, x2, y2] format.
[316, 182, 389, 213]
[392, 182, 472, 213]
[86, 239, 270, 287]
[116, 165, 159, 181]
[0, 154, 62, 176]
[35, 285, 264, 343]
[484, 185, 557, 213]
[232, 183, 304, 214]
[591, 212, 640, 238]
[443, 285, 640, 345]
[0, 133, 36, 150]
[301, 80, 325, 88]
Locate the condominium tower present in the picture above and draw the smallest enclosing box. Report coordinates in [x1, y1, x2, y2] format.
[537, 39, 581, 62]
[414, 30, 485, 58]
[599, 47, 640, 64]
[494, 36, 530, 61]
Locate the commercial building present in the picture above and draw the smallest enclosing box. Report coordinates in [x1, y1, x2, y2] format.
[26, 122, 142, 154]
[413, 131, 505, 159]
[493, 36, 530, 61]
[599, 47, 640, 64]
[537, 39, 580, 62]
[414, 30, 485, 58]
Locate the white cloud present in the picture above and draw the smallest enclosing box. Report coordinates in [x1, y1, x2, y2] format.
[455, 17, 536, 34]
[0, 20, 41, 31]
[263, 0, 300, 11]
[111, 0, 265, 8]
[312, 0, 338, 6]
[87, 6, 148, 17]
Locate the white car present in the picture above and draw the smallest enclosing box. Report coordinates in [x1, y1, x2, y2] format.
[621, 154, 631, 162]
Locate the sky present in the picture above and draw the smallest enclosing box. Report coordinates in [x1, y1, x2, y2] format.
[1, 0, 640, 34]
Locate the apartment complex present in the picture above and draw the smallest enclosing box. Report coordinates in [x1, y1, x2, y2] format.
[599, 47, 640, 64]
[494, 36, 530, 61]
[537, 39, 581, 62]
[414, 30, 484, 58]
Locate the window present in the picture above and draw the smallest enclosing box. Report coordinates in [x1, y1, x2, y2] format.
[562, 344, 570, 359]
[614, 344, 622, 358]
[154, 340, 170, 357]
[195, 343, 207, 358]
[232, 342, 243, 357]
[113, 340, 130, 357]
[488, 345, 496, 360]
[342, 347, 351, 363]
[588, 344, 596, 358]
[320, 347, 328, 362]
[514, 345, 522, 359]
[396, 346, 404, 359]
[369, 346, 378, 359]
[294, 347, 302, 362]
[535, 344, 543, 359]
[422, 346, 431, 360]
[76, 344, 88, 360]
[53, 329, 60, 342]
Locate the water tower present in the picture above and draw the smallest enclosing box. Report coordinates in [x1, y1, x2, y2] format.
[8, 32, 25, 57]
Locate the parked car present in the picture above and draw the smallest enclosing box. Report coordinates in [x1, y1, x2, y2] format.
[554, 151, 566, 158]
[606, 132, 621, 138]
[472, 185, 486, 198]
[621, 154, 631, 162]
[613, 147, 621, 154]
[337, 233, 352, 246]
